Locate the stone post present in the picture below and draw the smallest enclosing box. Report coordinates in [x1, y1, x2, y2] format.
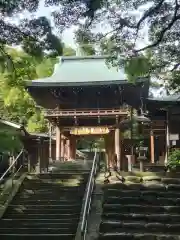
[36, 138, 43, 173]
[150, 129, 155, 163]
[115, 128, 121, 171]
[165, 111, 170, 165]
[56, 125, 62, 161]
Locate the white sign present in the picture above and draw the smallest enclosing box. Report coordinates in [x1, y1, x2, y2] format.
[170, 134, 179, 141]
[172, 140, 176, 146]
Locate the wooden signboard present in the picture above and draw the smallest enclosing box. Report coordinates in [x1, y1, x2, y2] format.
[70, 127, 109, 135]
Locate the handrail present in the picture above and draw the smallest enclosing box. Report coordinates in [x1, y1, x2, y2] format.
[80, 150, 100, 240]
[0, 149, 24, 183]
[0, 149, 26, 207]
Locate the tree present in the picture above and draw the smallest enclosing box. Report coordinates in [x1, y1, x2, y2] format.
[54, 0, 180, 91]
[0, 126, 23, 152]
[2, 1, 180, 90]
[75, 29, 96, 55]
[0, 52, 46, 131]
[1, 6, 63, 56]
[63, 46, 76, 56]
[0, 44, 76, 152]
[0, 45, 76, 133]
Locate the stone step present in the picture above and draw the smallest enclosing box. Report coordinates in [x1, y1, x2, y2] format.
[23, 178, 88, 184]
[21, 181, 87, 187]
[1, 172, 88, 238]
[104, 196, 180, 205]
[0, 227, 76, 234]
[18, 187, 86, 193]
[104, 183, 180, 191]
[104, 190, 180, 198]
[20, 185, 86, 190]
[6, 206, 81, 214]
[0, 233, 74, 239]
[103, 204, 180, 214]
[3, 213, 80, 219]
[8, 204, 81, 209]
[98, 232, 180, 240]
[161, 178, 180, 184]
[16, 190, 84, 196]
[102, 213, 180, 223]
[31, 173, 89, 179]
[0, 219, 76, 228]
[23, 179, 87, 184]
[14, 192, 84, 200]
[99, 178, 180, 240]
[99, 220, 180, 234]
[103, 183, 167, 191]
[11, 199, 79, 205]
[1, 218, 79, 223]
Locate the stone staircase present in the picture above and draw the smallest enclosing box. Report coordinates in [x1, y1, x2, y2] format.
[98, 173, 180, 240]
[0, 171, 89, 239]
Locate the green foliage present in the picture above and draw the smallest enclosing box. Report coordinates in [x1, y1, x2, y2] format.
[124, 56, 151, 82]
[77, 137, 104, 150]
[36, 57, 58, 78]
[0, 49, 38, 126]
[79, 45, 96, 56]
[27, 111, 48, 133]
[0, 45, 75, 135]
[167, 149, 180, 170]
[0, 125, 22, 152]
[0, 45, 76, 151]
[75, 29, 96, 56]
[63, 47, 76, 56]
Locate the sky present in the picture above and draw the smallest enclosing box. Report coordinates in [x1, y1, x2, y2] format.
[36, 1, 77, 48]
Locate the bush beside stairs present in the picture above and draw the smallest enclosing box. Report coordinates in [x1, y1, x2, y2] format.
[0, 168, 89, 239]
[98, 171, 180, 240]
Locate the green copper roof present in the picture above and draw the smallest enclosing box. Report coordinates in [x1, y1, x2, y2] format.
[27, 55, 147, 87]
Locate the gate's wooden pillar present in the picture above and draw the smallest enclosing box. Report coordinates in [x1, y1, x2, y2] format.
[56, 126, 62, 161]
[61, 138, 65, 161]
[66, 139, 70, 160]
[150, 129, 155, 163]
[110, 130, 115, 169]
[104, 135, 109, 170]
[104, 131, 115, 170]
[69, 135, 76, 160]
[115, 128, 122, 170]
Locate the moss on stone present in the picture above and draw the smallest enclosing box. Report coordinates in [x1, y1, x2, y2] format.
[124, 176, 141, 183]
[142, 176, 161, 182]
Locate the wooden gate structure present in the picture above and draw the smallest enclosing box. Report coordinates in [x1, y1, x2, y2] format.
[26, 55, 180, 171]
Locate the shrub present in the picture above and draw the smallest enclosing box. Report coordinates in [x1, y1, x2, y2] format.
[167, 149, 180, 170]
